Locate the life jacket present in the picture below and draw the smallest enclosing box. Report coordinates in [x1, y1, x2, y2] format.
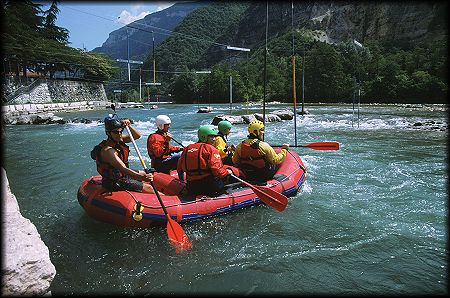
[147, 131, 172, 161]
[181, 143, 212, 181]
[217, 133, 231, 159]
[239, 140, 268, 169]
[92, 139, 130, 180]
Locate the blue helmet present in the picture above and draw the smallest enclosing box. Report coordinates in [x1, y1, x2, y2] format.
[104, 115, 122, 132]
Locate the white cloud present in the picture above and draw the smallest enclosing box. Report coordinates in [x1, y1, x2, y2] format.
[115, 2, 175, 25]
[116, 10, 150, 25]
[156, 3, 173, 12]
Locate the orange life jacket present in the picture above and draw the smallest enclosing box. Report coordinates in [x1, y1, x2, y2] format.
[94, 139, 130, 180]
[239, 140, 267, 169]
[181, 143, 212, 181]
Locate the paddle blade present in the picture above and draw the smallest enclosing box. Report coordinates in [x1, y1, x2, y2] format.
[253, 185, 288, 212]
[166, 217, 192, 252]
[302, 142, 340, 150]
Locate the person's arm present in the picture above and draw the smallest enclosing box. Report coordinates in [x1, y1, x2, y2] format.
[208, 147, 229, 178]
[102, 147, 153, 182]
[176, 149, 186, 180]
[259, 142, 288, 165]
[232, 143, 242, 165]
[147, 134, 167, 158]
[121, 119, 141, 143]
[213, 137, 228, 159]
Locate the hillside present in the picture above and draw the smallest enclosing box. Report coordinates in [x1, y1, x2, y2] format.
[91, 1, 210, 61]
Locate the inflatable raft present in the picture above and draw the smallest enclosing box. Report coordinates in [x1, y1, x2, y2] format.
[77, 149, 307, 227]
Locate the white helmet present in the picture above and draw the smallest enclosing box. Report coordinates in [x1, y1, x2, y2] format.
[155, 115, 171, 130]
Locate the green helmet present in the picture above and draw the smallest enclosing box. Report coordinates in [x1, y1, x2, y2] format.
[198, 125, 218, 142]
[218, 120, 232, 134]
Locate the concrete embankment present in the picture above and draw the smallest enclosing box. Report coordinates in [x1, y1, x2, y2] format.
[1, 168, 56, 296]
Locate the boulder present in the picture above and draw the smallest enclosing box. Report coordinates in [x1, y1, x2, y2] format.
[272, 109, 294, 120]
[254, 113, 282, 122]
[1, 168, 56, 296]
[211, 115, 246, 125]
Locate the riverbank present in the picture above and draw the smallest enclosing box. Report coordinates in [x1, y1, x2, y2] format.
[1, 168, 56, 296]
[2, 100, 109, 125]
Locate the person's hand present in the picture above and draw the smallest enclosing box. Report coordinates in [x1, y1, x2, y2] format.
[281, 143, 289, 150]
[142, 172, 154, 182]
[164, 133, 172, 141]
[121, 118, 131, 127]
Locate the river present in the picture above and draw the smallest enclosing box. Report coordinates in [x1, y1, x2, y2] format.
[3, 103, 447, 295]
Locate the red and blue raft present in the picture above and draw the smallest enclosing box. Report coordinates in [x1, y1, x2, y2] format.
[77, 149, 307, 227]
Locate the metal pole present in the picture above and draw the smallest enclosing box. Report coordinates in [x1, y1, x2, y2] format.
[152, 31, 156, 84]
[292, 0, 297, 147]
[139, 68, 142, 102]
[262, 0, 268, 127]
[352, 76, 355, 127]
[127, 27, 130, 81]
[292, 56, 297, 147]
[229, 75, 232, 114]
[358, 79, 361, 128]
[301, 50, 305, 115]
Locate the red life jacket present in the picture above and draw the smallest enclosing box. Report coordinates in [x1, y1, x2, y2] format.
[239, 140, 267, 169]
[181, 143, 212, 181]
[147, 131, 173, 160]
[94, 139, 130, 180]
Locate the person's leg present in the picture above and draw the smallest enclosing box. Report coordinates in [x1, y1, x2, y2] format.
[160, 153, 181, 173]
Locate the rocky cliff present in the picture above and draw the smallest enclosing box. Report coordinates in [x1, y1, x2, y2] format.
[223, 1, 447, 51]
[1, 168, 56, 296]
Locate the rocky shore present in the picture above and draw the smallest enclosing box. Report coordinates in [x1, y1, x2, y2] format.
[1, 168, 56, 296]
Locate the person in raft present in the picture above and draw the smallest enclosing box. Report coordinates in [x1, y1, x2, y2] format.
[177, 125, 242, 198]
[147, 115, 183, 174]
[232, 120, 289, 183]
[213, 120, 236, 166]
[91, 115, 157, 194]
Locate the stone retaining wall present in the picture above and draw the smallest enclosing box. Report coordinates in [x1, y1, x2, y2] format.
[9, 79, 107, 105]
[3, 79, 109, 117]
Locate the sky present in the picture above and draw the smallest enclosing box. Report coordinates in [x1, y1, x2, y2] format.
[41, 1, 176, 51]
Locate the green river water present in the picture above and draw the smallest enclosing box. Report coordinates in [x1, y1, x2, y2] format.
[3, 103, 447, 295]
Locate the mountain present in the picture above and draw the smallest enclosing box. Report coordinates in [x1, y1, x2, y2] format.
[98, 1, 447, 103]
[204, 1, 448, 67]
[91, 1, 210, 61]
[95, 1, 446, 69]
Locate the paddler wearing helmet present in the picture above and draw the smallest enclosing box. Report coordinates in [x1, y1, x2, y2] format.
[213, 120, 236, 166]
[177, 125, 242, 198]
[147, 115, 182, 174]
[90, 115, 157, 194]
[232, 120, 289, 182]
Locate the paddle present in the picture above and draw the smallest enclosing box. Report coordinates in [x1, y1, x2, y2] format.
[170, 136, 185, 148]
[110, 103, 191, 251]
[274, 142, 340, 151]
[229, 173, 288, 212]
[124, 125, 192, 251]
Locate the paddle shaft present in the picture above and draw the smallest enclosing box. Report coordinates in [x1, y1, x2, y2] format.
[170, 137, 185, 148]
[273, 141, 340, 150]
